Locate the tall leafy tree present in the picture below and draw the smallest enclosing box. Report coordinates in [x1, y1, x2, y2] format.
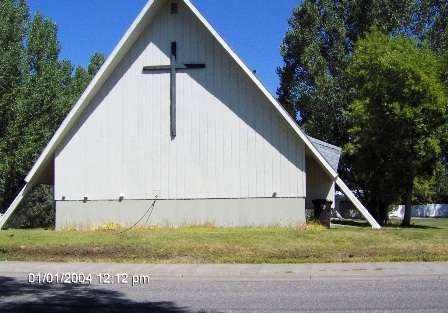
[88, 51, 106, 77]
[420, 1, 448, 202]
[0, 0, 29, 212]
[346, 29, 448, 226]
[277, 0, 448, 221]
[0, 0, 29, 206]
[417, 0, 448, 57]
[0, 0, 28, 137]
[0, 2, 105, 227]
[277, 0, 349, 146]
[277, 0, 414, 147]
[1, 12, 71, 214]
[432, 160, 448, 203]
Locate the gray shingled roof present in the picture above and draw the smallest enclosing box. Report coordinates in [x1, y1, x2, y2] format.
[308, 136, 342, 172]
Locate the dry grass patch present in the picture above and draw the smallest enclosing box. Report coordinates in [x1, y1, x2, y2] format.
[296, 221, 327, 231]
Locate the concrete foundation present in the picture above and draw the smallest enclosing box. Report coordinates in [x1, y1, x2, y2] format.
[55, 198, 306, 230]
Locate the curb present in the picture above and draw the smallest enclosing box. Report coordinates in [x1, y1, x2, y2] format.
[1, 261, 447, 282]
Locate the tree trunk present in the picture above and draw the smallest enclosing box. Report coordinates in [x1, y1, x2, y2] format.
[402, 184, 413, 227]
[367, 198, 379, 223]
[379, 201, 389, 226]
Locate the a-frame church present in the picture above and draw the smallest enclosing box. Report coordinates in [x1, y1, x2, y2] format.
[0, 0, 380, 229]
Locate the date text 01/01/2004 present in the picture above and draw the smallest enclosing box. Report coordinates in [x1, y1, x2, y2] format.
[28, 273, 151, 286]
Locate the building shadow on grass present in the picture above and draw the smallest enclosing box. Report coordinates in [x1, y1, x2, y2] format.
[388, 224, 441, 229]
[330, 219, 371, 228]
[331, 218, 443, 229]
[0, 276, 213, 313]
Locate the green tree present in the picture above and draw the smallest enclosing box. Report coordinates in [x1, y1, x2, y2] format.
[88, 51, 105, 77]
[0, 2, 104, 227]
[420, 1, 448, 198]
[0, 0, 28, 136]
[5, 185, 54, 228]
[276, 1, 417, 218]
[1, 12, 70, 213]
[345, 29, 448, 226]
[431, 160, 448, 203]
[66, 52, 106, 110]
[0, 0, 29, 207]
[277, 0, 414, 147]
[277, 0, 448, 222]
[418, 0, 448, 57]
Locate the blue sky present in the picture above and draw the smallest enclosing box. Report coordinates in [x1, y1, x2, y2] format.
[27, 0, 301, 95]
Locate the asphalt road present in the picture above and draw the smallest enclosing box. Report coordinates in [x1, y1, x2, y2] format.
[1, 262, 447, 312]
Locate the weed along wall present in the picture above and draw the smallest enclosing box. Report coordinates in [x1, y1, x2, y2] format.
[55, 198, 306, 230]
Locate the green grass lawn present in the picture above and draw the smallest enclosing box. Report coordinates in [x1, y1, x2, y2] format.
[1, 218, 447, 264]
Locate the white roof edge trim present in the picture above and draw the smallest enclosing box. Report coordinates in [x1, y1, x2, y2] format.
[336, 177, 381, 229]
[25, 0, 160, 182]
[183, 0, 338, 180]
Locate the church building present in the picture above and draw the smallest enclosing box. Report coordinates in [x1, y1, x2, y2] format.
[0, 0, 380, 229]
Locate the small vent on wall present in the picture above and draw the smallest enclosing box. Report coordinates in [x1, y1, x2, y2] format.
[171, 3, 178, 14]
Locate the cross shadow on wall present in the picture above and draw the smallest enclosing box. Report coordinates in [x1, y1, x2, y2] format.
[0, 276, 216, 313]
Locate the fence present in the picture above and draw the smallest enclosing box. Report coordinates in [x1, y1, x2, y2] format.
[389, 204, 448, 218]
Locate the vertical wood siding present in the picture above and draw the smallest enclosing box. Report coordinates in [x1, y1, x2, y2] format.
[305, 153, 335, 209]
[54, 2, 305, 200]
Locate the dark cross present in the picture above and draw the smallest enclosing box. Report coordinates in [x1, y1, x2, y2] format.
[143, 42, 206, 138]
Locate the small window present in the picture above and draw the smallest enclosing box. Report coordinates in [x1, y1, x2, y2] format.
[171, 3, 178, 14]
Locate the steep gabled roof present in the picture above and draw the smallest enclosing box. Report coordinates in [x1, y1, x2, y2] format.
[24, 0, 338, 185]
[2, 0, 380, 229]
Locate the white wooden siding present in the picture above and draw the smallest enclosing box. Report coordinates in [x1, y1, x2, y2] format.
[305, 153, 335, 209]
[54, 2, 305, 201]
